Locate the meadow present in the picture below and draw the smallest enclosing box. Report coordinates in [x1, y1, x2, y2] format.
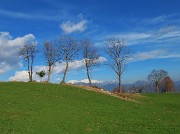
[0, 82, 179, 134]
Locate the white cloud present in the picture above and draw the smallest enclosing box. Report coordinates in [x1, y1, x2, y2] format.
[142, 14, 179, 25]
[156, 31, 180, 41]
[60, 20, 88, 33]
[8, 57, 107, 82]
[0, 62, 11, 73]
[9, 68, 48, 82]
[33, 65, 48, 72]
[151, 15, 167, 24]
[110, 26, 180, 46]
[123, 33, 151, 41]
[0, 8, 66, 21]
[8, 61, 84, 82]
[68, 79, 103, 84]
[128, 50, 180, 63]
[128, 50, 164, 63]
[9, 71, 29, 82]
[99, 15, 179, 46]
[55, 77, 61, 83]
[53, 60, 85, 74]
[0, 32, 36, 74]
[158, 26, 177, 34]
[53, 57, 106, 74]
[95, 57, 107, 63]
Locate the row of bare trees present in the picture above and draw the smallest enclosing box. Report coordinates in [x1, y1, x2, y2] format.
[19, 36, 174, 93]
[19, 36, 128, 92]
[44, 37, 100, 86]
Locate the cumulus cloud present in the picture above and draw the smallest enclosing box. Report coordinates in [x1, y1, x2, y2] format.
[9, 71, 29, 82]
[0, 32, 35, 73]
[9, 57, 107, 82]
[53, 57, 105, 74]
[9, 66, 48, 82]
[53, 57, 106, 74]
[53, 60, 85, 74]
[60, 19, 88, 33]
[9, 70, 47, 82]
[95, 57, 107, 63]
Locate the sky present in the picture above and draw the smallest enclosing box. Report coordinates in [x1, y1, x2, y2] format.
[0, 0, 180, 84]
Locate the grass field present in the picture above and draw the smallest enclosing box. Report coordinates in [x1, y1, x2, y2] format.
[0, 82, 179, 134]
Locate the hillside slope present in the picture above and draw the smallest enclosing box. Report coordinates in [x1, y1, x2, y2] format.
[0, 82, 179, 134]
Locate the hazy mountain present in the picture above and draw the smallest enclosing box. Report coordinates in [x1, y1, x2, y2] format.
[68, 79, 118, 91]
[175, 81, 180, 92]
[68, 79, 180, 93]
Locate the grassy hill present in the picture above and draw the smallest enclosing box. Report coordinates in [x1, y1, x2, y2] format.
[0, 82, 179, 134]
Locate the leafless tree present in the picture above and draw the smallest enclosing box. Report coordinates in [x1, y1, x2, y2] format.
[147, 69, 168, 93]
[81, 39, 99, 86]
[57, 35, 79, 84]
[19, 43, 38, 82]
[44, 41, 59, 82]
[105, 37, 129, 93]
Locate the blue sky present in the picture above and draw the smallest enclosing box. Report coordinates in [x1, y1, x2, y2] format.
[0, 0, 180, 84]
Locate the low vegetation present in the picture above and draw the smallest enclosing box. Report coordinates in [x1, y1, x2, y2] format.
[0, 82, 179, 134]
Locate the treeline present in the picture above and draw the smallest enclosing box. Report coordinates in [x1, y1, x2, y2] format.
[18, 35, 175, 93]
[19, 36, 129, 90]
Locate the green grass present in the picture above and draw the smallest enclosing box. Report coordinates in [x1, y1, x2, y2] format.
[0, 82, 179, 134]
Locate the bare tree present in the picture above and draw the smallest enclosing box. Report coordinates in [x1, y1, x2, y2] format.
[44, 41, 59, 82]
[105, 37, 129, 93]
[57, 36, 79, 84]
[81, 39, 99, 86]
[147, 69, 168, 93]
[19, 43, 38, 82]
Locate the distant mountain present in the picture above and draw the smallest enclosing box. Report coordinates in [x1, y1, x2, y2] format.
[68, 80, 149, 92]
[96, 81, 118, 91]
[175, 81, 180, 92]
[68, 79, 118, 91]
[68, 79, 180, 93]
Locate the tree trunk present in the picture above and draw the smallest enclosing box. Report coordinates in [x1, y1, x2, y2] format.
[27, 58, 31, 81]
[155, 81, 159, 93]
[47, 65, 52, 82]
[29, 57, 33, 82]
[118, 74, 121, 93]
[61, 59, 69, 84]
[28, 71, 31, 82]
[85, 62, 91, 86]
[30, 64, 33, 82]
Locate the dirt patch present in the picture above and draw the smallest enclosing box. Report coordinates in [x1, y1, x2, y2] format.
[66, 84, 141, 102]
